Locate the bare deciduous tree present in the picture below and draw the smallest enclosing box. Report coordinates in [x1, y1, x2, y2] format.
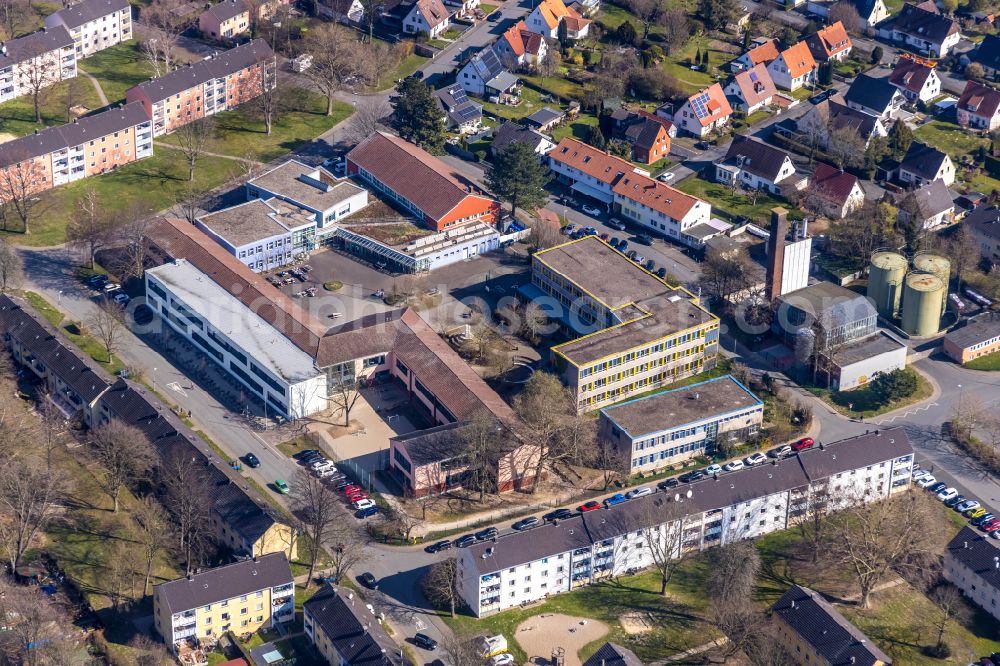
[114, 213, 155, 280]
[0, 459, 64, 571]
[328, 378, 363, 427]
[439, 635, 482, 666]
[828, 1, 864, 33]
[66, 188, 115, 269]
[89, 299, 127, 364]
[0, 237, 22, 293]
[159, 448, 214, 575]
[708, 541, 762, 659]
[0, 577, 74, 666]
[422, 557, 460, 617]
[174, 117, 216, 181]
[90, 420, 154, 513]
[640, 511, 685, 596]
[326, 522, 365, 584]
[459, 410, 505, 503]
[345, 97, 390, 144]
[16, 42, 61, 124]
[289, 468, 339, 586]
[0, 0, 30, 41]
[828, 490, 940, 608]
[134, 494, 169, 596]
[928, 583, 971, 654]
[302, 24, 369, 115]
[252, 55, 280, 135]
[0, 157, 49, 234]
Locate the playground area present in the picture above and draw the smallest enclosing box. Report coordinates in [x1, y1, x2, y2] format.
[514, 614, 609, 666]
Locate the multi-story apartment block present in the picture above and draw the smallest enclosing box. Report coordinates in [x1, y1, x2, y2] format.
[0, 102, 152, 200]
[199, 0, 251, 41]
[45, 0, 132, 58]
[0, 26, 77, 105]
[153, 553, 294, 648]
[599, 375, 764, 474]
[126, 39, 275, 137]
[457, 428, 913, 616]
[0, 293, 297, 560]
[945, 527, 1000, 623]
[304, 585, 411, 666]
[529, 236, 719, 412]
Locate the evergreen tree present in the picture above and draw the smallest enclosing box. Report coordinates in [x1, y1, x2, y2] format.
[590, 126, 607, 150]
[617, 20, 638, 45]
[818, 62, 833, 85]
[694, 48, 701, 65]
[391, 78, 447, 153]
[870, 46, 883, 64]
[486, 142, 550, 219]
[887, 120, 914, 159]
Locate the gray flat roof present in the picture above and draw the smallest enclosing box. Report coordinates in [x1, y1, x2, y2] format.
[247, 160, 365, 213]
[197, 199, 294, 248]
[534, 236, 676, 310]
[831, 331, 906, 367]
[945, 318, 1000, 350]
[601, 375, 763, 439]
[146, 259, 318, 384]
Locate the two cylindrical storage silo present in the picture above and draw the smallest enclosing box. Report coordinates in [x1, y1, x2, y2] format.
[867, 251, 909, 318]
[912, 253, 951, 317]
[901, 272, 946, 337]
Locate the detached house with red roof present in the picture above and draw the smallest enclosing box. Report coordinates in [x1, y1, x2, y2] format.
[346, 132, 499, 232]
[724, 63, 777, 113]
[493, 20, 547, 67]
[888, 58, 940, 103]
[606, 108, 670, 165]
[768, 41, 817, 91]
[888, 2, 960, 57]
[672, 83, 733, 137]
[734, 38, 780, 71]
[525, 0, 589, 39]
[808, 163, 865, 219]
[958, 80, 1000, 131]
[805, 21, 852, 62]
[403, 0, 450, 38]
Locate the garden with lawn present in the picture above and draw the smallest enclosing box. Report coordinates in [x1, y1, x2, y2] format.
[966, 350, 1000, 371]
[0, 77, 103, 138]
[675, 176, 797, 222]
[914, 120, 990, 161]
[77, 40, 158, 103]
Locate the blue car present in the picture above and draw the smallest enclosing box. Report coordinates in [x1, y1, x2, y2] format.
[356, 506, 379, 519]
[604, 493, 627, 507]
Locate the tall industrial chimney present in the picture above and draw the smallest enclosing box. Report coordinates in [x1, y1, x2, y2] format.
[765, 207, 789, 302]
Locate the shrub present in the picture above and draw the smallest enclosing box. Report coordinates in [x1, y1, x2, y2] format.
[627, 68, 682, 101]
[323, 280, 343, 291]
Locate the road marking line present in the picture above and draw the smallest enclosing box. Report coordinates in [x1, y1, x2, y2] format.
[166, 381, 188, 397]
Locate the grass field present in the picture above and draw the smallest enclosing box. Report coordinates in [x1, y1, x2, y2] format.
[1, 149, 243, 246]
[551, 113, 599, 142]
[376, 53, 430, 91]
[914, 120, 990, 161]
[675, 176, 792, 221]
[159, 89, 353, 163]
[0, 77, 104, 138]
[966, 350, 1000, 371]
[810, 369, 934, 419]
[77, 40, 157, 103]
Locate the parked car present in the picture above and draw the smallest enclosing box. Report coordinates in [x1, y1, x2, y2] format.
[578, 500, 601, 512]
[359, 572, 378, 589]
[608, 218, 627, 231]
[562, 224, 576, 235]
[635, 234, 653, 246]
[604, 493, 627, 507]
[293, 449, 319, 460]
[582, 204, 601, 217]
[644, 259, 656, 271]
[544, 508, 574, 522]
[455, 535, 478, 548]
[87, 274, 108, 287]
[657, 172, 675, 182]
[915, 475, 938, 488]
[476, 527, 499, 541]
[632, 254, 645, 265]
[413, 633, 438, 651]
[657, 478, 680, 490]
[342, 484, 362, 494]
[957, 500, 980, 513]
[617, 240, 629, 253]
[113, 292, 130, 305]
[791, 437, 814, 451]
[655, 267, 667, 279]
[311, 459, 334, 470]
[317, 468, 339, 479]
[972, 513, 996, 526]
[679, 470, 705, 483]
[512, 517, 539, 531]
[244, 453, 260, 468]
[425, 540, 452, 553]
[927, 481, 948, 493]
[694, 140, 710, 150]
[353, 498, 376, 510]
[356, 506, 379, 518]
[744, 453, 767, 466]
[944, 494, 966, 508]
[723, 460, 745, 472]
[704, 464, 723, 476]
[968, 507, 988, 519]
[626, 486, 652, 499]
[912, 469, 929, 480]
[103, 282, 120, 292]
[491, 654, 514, 666]
[937, 487, 959, 502]
[768, 445, 793, 458]
[274, 479, 289, 494]
[981, 518, 1000, 532]
[487, 10, 501, 20]
[599, 233, 610, 241]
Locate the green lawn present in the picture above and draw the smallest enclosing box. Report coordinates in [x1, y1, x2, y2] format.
[805, 370, 934, 419]
[746, 109, 771, 126]
[445, 559, 722, 664]
[966, 350, 1000, 371]
[2, 149, 243, 246]
[0, 77, 103, 138]
[77, 40, 157, 104]
[375, 53, 430, 91]
[482, 86, 547, 121]
[23, 291, 128, 375]
[479, 2, 498, 12]
[914, 120, 990, 161]
[520, 75, 586, 100]
[675, 176, 792, 222]
[159, 89, 353, 163]
[551, 113, 599, 142]
[658, 36, 717, 95]
[968, 173, 1000, 195]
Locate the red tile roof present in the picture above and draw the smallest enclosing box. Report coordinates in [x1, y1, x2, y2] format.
[780, 41, 817, 79]
[346, 132, 495, 223]
[808, 21, 852, 59]
[959, 80, 1000, 119]
[414, 0, 448, 28]
[888, 58, 935, 94]
[611, 172, 702, 221]
[810, 162, 860, 206]
[500, 21, 544, 56]
[549, 137, 635, 184]
[685, 83, 733, 127]
[731, 63, 777, 107]
[745, 38, 780, 66]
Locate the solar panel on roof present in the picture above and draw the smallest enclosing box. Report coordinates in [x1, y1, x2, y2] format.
[749, 71, 759, 82]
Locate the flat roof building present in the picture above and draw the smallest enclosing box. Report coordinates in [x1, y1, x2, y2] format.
[154, 553, 294, 649]
[599, 375, 764, 473]
[943, 317, 1000, 364]
[772, 585, 891, 665]
[530, 236, 720, 412]
[196, 198, 315, 272]
[827, 331, 907, 391]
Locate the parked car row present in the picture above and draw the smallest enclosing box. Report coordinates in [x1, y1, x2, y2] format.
[86, 274, 130, 305]
[293, 448, 379, 518]
[912, 465, 996, 537]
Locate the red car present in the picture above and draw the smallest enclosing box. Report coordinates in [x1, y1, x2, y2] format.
[342, 484, 361, 494]
[983, 519, 1000, 532]
[347, 491, 368, 502]
[578, 501, 600, 512]
[791, 437, 814, 451]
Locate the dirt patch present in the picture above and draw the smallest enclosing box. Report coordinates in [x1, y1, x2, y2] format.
[619, 612, 654, 635]
[0, 132, 17, 144]
[515, 614, 609, 666]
